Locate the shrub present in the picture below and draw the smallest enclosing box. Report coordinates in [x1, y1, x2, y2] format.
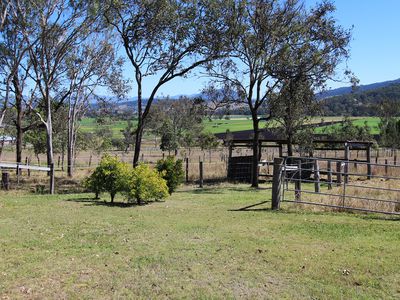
[85, 154, 131, 202]
[156, 157, 184, 194]
[126, 164, 169, 204]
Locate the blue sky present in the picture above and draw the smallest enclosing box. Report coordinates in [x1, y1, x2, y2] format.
[120, 0, 400, 98]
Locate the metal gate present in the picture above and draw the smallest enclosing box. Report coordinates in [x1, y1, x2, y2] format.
[275, 156, 400, 215]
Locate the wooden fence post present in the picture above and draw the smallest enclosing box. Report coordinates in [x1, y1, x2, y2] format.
[327, 160, 332, 190]
[367, 145, 372, 180]
[17, 163, 20, 185]
[27, 158, 31, 177]
[185, 157, 189, 183]
[385, 159, 388, 175]
[295, 161, 301, 201]
[199, 161, 203, 188]
[314, 159, 320, 193]
[49, 163, 54, 195]
[272, 157, 283, 210]
[336, 161, 342, 186]
[2, 172, 10, 190]
[344, 144, 349, 184]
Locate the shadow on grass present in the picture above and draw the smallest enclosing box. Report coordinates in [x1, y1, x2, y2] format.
[64, 197, 153, 208]
[359, 214, 400, 221]
[176, 185, 271, 195]
[229, 200, 272, 212]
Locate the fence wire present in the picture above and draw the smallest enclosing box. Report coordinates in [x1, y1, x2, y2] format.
[281, 156, 400, 215]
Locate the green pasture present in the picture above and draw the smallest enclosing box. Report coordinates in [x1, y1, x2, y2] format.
[0, 185, 399, 299]
[79, 118, 134, 137]
[315, 117, 381, 135]
[79, 116, 383, 136]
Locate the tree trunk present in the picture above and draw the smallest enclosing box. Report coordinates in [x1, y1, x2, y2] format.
[133, 121, 144, 166]
[13, 76, 23, 167]
[251, 116, 259, 188]
[46, 96, 55, 194]
[287, 132, 294, 157]
[67, 103, 75, 177]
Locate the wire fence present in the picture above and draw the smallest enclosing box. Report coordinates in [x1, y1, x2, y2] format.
[278, 156, 400, 215]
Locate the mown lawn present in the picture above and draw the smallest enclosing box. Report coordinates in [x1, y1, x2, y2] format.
[0, 185, 399, 299]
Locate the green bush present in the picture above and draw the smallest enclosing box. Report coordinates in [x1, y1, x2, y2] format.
[125, 164, 169, 204]
[156, 156, 184, 194]
[85, 154, 131, 202]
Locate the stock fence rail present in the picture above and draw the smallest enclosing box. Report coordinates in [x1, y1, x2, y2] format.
[272, 156, 400, 215]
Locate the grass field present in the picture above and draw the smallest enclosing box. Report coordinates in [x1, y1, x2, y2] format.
[79, 118, 132, 137]
[1, 185, 399, 299]
[315, 117, 381, 135]
[80, 116, 376, 136]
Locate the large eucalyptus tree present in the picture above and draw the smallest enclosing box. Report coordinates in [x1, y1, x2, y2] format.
[207, 0, 351, 187]
[104, 0, 235, 166]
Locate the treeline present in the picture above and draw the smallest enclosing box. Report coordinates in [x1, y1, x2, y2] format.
[323, 83, 400, 116]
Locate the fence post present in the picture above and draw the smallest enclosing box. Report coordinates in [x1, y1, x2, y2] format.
[367, 145, 372, 180]
[2, 172, 10, 190]
[27, 158, 31, 177]
[385, 159, 388, 175]
[327, 160, 332, 190]
[272, 157, 283, 210]
[295, 160, 301, 201]
[344, 144, 349, 184]
[314, 159, 320, 193]
[336, 161, 342, 186]
[199, 161, 203, 188]
[49, 163, 55, 195]
[17, 163, 20, 185]
[185, 157, 189, 183]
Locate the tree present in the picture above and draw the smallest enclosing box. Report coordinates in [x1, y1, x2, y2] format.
[22, 0, 100, 193]
[64, 33, 127, 177]
[103, 0, 234, 166]
[207, 0, 351, 187]
[121, 120, 135, 152]
[0, 0, 40, 165]
[268, 1, 351, 156]
[377, 98, 400, 148]
[269, 77, 319, 156]
[147, 97, 205, 154]
[321, 117, 373, 142]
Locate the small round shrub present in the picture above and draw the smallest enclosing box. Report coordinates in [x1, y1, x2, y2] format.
[85, 154, 131, 202]
[156, 156, 184, 194]
[126, 164, 169, 204]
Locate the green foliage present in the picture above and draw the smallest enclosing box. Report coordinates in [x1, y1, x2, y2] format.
[85, 155, 168, 204]
[379, 118, 400, 148]
[197, 131, 219, 150]
[156, 157, 184, 194]
[321, 117, 373, 142]
[323, 83, 400, 116]
[126, 164, 169, 204]
[85, 154, 131, 202]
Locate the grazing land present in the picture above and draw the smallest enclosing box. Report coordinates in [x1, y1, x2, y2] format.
[315, 117, 381, 135]
[79, 116, 375, 136]
[0, 185, 399, 299]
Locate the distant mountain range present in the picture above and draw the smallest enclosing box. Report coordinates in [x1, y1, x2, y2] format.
[322, 78, 400, 116]
[318, 78, 400, 99]
[93, 78, 400, 116]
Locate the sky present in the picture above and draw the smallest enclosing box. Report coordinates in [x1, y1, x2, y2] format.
[119, 0, 400, 98]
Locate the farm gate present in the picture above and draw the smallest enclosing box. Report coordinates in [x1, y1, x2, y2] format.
[271, 156, 400, 215]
